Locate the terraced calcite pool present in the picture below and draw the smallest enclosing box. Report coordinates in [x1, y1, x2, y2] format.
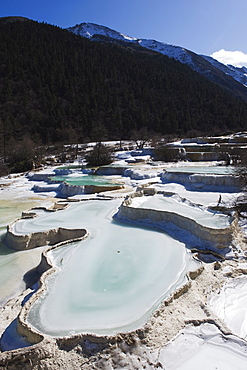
[0, 197, 50, 304]
[1, 137, 247, 369]
[18, 199, 198, 336]
[132, 194, 231, 229]
[49, 174, 120, 186]
[0, 162, 236, 340]
[164, 165, 235, 174]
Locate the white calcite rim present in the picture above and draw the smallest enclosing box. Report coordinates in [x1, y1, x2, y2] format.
[5, 222, 88, 251]
[4, 202, 87, 251]
[16, 241, 202, 345]
[59, 182, 124, 196]
[114, 193, 235, 251]
[208, 275, 247, 340]
[161, 171, 243, 188]
[17, 235, 89, 344]
[10, 194, 233, 342]
[13, 199, 200, 342]
[2, 189, 235, 348]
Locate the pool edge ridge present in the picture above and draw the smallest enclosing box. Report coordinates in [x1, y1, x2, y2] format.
[16, 230, 90, 344]
[114, 194, 234, 253]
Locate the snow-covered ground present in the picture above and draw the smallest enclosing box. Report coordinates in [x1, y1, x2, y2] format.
[0, 145, 247, 368]
[154, 323, 247, 370]
[209, 275, 247, 340]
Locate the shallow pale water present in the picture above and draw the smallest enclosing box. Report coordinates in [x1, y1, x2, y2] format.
[159, 323, 247, 370]
[0, 199, 41, 227]
[154, 183, 239, 207]
[209, 276, 247, 339]
[171, 343, 247, 370]
[50, 174, 120, 186]
[135, 195, 231, 229]
[0, 238, 46, 305]
[24, 200, 197, 336]
[0, 197, 49, 304]
[164, 165, 235, 175]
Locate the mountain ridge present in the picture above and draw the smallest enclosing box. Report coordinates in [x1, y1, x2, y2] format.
[68, 22, 247, 101]
[0, 18, 247, 152]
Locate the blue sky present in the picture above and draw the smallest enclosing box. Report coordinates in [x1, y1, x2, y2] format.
[1, 0, 247, 57]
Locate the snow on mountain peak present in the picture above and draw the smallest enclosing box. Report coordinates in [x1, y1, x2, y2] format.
[138, 39, 193, 64]
[67, 22, 137, 43]
[67, 22, 247, 90]
[67, 22, 193, 66]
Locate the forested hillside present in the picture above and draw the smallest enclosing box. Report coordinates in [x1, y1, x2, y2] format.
[1, 18, 247, 152]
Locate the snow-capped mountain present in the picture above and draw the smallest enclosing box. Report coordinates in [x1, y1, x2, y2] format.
[68, 23, 196, 64]
[202, 55, 247, 87]
[67, 22, 137, 43]
[67, 23, 247, 100]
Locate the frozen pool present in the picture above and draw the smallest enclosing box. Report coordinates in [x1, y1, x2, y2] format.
[21, 200, 198, 336]
[169, 343, 247, 370]
[159, 324, 247, 370]
[0, 196, 52, 304]
[12, 200, 118, 235]
[49, 174, 120, 187]
[164, 165, 235, 175]
[0, 199, 42, 228]
[0, 241, 46, 305]
[209, 276, 247, 340]
[131, 195, 231, 229]
[154, 182, 239, 207]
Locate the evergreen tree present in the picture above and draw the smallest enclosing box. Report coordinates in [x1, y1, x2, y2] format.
[0, 17, 247, 149]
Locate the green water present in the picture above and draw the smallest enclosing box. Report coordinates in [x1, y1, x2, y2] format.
[24, 199, 196, 336]
[0, 199, 41, 228]
[50, 175, 120, 186]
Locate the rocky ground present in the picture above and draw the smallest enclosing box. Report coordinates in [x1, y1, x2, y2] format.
[1, 245, 247, 369]
[1, 148, 247, 369]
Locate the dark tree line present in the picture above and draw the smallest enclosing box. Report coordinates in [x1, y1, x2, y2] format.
[0, 18, 247, 160]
